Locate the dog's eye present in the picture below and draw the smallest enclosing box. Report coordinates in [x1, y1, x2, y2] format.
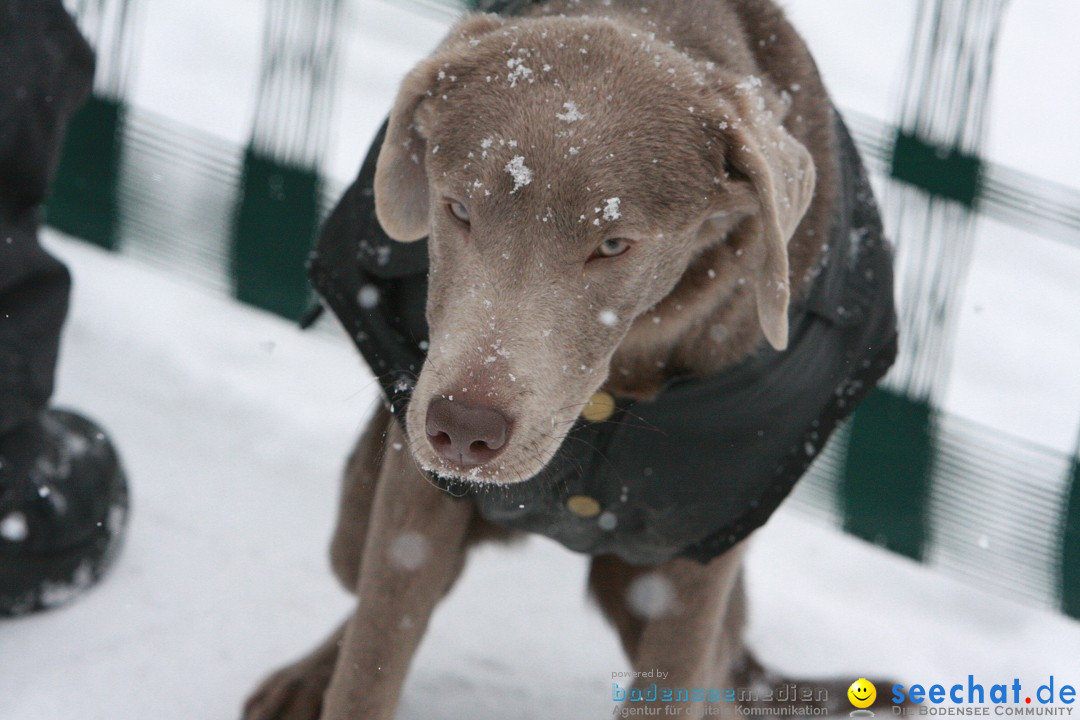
[590, 238, 631, 260]
[447, 201, 470, 225]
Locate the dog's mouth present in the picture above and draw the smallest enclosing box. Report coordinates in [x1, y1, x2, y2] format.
[406, 392, 584, 485]
[411, 428, 567, 486]
[414, 446, 553, 486]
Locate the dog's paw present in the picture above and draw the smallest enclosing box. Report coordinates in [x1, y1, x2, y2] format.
[242, 660, 333, 720]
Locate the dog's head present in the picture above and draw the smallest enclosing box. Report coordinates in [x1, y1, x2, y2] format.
[373, 13, 814, 483]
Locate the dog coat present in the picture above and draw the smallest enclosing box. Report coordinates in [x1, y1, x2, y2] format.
[309, 109, 897, 566]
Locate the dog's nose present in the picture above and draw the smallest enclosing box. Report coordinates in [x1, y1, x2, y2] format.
[425, 398, 510, 467]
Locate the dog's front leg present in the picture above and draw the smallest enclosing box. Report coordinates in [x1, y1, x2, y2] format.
[591, 543, 748, 719]
[319, 417, 474, 720]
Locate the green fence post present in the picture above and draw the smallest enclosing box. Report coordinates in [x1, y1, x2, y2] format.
[45, 0, 138, 249]
[231, 0, 343, 320]
[1062, 441, 1080, 618]
[841, 0, 1010, 559]
[46, 96, 124, 249]
[233, 152, 323, 319]
[885, 0, 1010, 396]
[841, 389, 933, 559]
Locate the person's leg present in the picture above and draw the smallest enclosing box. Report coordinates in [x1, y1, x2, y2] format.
[0, 220, 72, 436]
[0, 0, 91, 431]
[0, 0, 129, 616]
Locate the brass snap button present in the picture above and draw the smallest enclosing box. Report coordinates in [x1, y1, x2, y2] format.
[581, 391, 615, 422]
[566, 495, 602, 518]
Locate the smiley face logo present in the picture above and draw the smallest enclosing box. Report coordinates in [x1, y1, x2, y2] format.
[848, 678, 877, 708]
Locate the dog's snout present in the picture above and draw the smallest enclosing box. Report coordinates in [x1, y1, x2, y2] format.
[425, 398, 510, 467]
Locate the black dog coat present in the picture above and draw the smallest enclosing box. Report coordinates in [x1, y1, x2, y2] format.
[309, 111, 897, 566]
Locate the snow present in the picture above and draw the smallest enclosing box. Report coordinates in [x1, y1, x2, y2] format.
[2, 232, 1072, 719]
[357, 284, 380, 309]
[0, 511, 29, 542]
[504, 154, 534, 192]
[389, 532, 432, 571]
[38, 561, 96, 611]
[603, 196, 622, 221]
[556, 100, 585, 122]
[3, 0, 1079, 716]
[598, 511, 618, 531]
[625, 573, 678, 620]
[736, 75, 764, 92]
[599, 309, 619, 326]
[505, 57, 535, 87]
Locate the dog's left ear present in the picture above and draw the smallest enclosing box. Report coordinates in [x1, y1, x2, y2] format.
[718, 95, 816, 351]
[374, 13, 506, 241]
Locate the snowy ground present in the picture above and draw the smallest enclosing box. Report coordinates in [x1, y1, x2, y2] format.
[3, 0, 1080, 718]
[2, 234, 1078, 720]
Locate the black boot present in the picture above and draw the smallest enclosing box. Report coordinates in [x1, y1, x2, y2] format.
[0, 409, 129, 616]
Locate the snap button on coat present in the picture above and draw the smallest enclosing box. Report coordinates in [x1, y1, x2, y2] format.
[567, 495, 603, 518]
[582, 391, 615, 422]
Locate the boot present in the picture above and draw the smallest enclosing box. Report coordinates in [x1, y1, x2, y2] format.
[0, 408, 129, 616]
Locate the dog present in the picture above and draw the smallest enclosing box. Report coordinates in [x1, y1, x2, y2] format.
[244, 1, 898, 718]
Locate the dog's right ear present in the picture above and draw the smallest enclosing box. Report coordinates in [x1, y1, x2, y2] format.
[374, 13, 506, 242]
[373, 66, 435, 242]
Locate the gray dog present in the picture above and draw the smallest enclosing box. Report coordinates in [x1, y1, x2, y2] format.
[245, 1, 898, 717]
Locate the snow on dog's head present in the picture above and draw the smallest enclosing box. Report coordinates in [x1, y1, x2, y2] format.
[373, 13, 814, 483]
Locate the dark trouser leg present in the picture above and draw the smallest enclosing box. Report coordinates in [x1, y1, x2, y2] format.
[0, 220, 72, 436]
[0, 0, 129, 619]
[0, 0, 94, 435]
